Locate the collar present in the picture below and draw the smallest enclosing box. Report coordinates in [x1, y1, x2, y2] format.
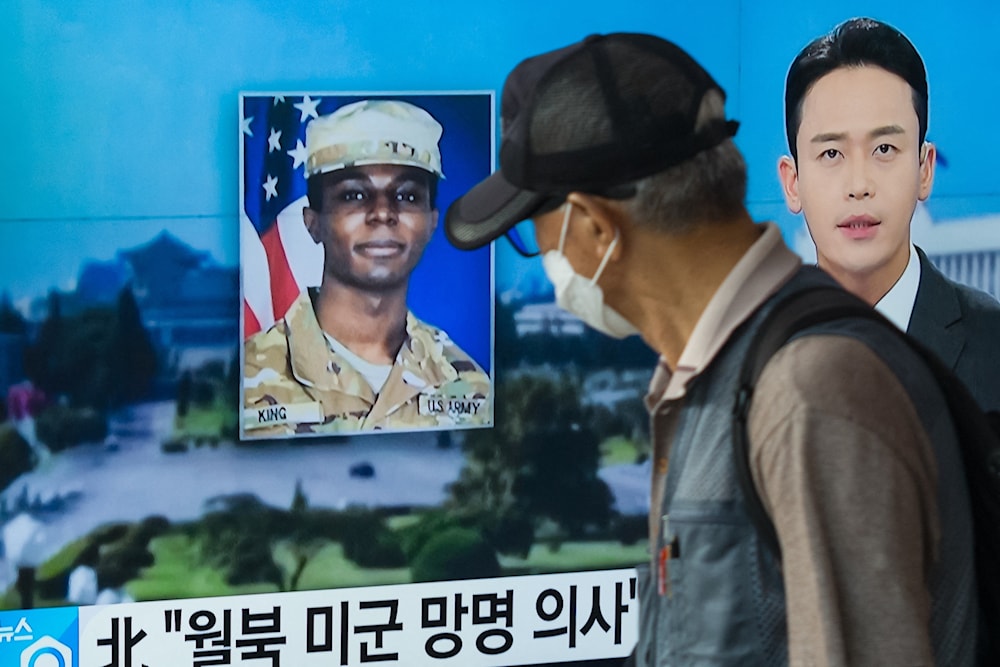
[287, 289, 458, 393]
[645, 222, 802, 408]
[874, 244, 921, 331]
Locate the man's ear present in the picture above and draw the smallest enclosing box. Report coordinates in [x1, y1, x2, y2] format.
[918, 142, 936, 202]
[303, 206, 322, 244]
[565, 192, 624, 261]
[777, 156, 802, 214]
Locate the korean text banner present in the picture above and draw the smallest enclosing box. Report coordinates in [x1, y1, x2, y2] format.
[0, 569, 638, 666]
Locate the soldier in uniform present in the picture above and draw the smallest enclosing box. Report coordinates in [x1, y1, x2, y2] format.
[243, 100, 491, 436]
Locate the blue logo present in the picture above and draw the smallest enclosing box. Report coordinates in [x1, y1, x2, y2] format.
[0, 608, 78, 667]
[21, 636, 72, 667]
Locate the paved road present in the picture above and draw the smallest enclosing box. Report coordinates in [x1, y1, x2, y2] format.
[0, 401, 647, 593]
[0, 401, 467, 587]
[599, 460, 651, 516]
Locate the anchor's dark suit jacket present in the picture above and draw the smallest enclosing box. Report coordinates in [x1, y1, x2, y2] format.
[909, 247, 1000, 413]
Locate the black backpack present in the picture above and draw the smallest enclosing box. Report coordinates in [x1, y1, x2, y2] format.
[733, 285, 1000, 662]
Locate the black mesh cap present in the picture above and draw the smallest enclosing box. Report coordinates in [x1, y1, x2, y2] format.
[445, 32, 739, 250]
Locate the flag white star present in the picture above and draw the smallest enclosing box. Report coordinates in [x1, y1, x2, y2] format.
[294, 95, 320, 122]
[288, 139, 308, 170]
[268, 127, 282, 153]
[273, 95, 285, 105]
[263, 174, 278, 201]
[240, 116, 254, 137]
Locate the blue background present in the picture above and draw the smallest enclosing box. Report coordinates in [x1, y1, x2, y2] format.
[2, 0, 997, 310]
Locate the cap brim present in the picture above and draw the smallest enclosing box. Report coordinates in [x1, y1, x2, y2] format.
[445, 171, 548, 250]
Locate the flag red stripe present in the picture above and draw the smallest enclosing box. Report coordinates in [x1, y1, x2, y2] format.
[259, 223, 301, 322]
[243, 298, 262, 338]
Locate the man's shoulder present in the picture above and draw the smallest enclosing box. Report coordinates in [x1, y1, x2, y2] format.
[440, 331, 487, 375]
[409, 317, 484, 368]
[951, 278, 1000, 322]
[766, 333, 895, 394]
[244, 293, 318, 358]
[751, 299, 945, 424]
[753, 334, 933, 452]
[244, 319, 292, 364]
[246, 319, 292, 345]
[243, 309, 300, 394]
[917, 247, 1000, 321]
[407, 316, 491, 390]
[243, 319, 312, 417]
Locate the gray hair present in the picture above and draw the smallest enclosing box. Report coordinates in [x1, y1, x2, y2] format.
[623, 91, 747, 233]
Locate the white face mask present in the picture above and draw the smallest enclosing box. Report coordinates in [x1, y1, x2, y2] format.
[541, 203, 639, 339]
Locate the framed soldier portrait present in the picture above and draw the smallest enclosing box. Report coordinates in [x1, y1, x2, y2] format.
[239, 92, 494, 439]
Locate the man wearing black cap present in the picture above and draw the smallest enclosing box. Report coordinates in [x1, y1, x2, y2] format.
[446, 33, 978, 666]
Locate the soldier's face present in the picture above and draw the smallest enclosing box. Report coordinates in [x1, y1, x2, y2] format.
[305, 165, 438, 291]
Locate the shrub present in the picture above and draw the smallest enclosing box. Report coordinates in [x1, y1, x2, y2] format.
[485, 513, 535, 558]
[34, 517, 171, 601]
[397, 511, 462, 561]
[0, 424, 32, 491]
[35, 405, 107, 452]
[345, 529, 406, 569]
[225, 535, 283, 589]
[410, 527, 500, 583]
[338, 510, 406, 568]
[612, 514, 648, 546]
[94, 518, 171, 589]
[96, 543, 154, 589]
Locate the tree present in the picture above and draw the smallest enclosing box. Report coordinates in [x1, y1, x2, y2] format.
[493, 298, 521, 372]
[176, 371, 193, 418]
[0, 424, 33, 491]
[197, 494, 285, 589]
[290, 479, 308, 514]
[24, 286, 157, 411]
[24, 291, 65, 394]
[224, 347, 240, 406]
[24, 291, 115, 408]
[448, 374, 614, 554]
[108, 286, 157, 406]
[282, 479, 315, 591]
[0, 293, 26, 335]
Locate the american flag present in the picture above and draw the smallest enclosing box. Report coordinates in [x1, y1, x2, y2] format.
[241, 94, 332, 337]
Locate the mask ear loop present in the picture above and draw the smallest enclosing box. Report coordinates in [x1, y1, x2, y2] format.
[557, 202, 573, 254]
[589, 228, 620, 286]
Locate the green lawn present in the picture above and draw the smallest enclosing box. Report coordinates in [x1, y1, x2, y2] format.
[274, 541, 411, 591]
[499, 540, 648, 576]
[127, 534, 277, 601]
[129, 533, 412, 600]
[174, 402, 235, 439]
[125, 530, 647, 602]
[600, 436, 644, 466]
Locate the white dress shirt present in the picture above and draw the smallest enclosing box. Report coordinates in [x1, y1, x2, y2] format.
[874, 244, 922, 331]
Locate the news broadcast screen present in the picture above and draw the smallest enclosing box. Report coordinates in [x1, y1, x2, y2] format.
[1, 2, 998, 666]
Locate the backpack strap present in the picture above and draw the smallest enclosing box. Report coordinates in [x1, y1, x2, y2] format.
[732, 285, 880, 556]
[733, 284, 1000, 648]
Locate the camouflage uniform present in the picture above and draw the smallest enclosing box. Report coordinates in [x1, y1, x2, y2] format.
[243, 290, 491, 436]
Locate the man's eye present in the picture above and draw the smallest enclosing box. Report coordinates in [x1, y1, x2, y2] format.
[396, 191, 422, 204]
[874, 144, 895, 155]
[341, 190, 366, 201]
[822, 149, 840, 160]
